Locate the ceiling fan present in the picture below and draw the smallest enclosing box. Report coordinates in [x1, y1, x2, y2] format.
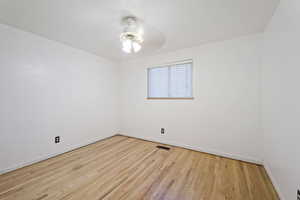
[120, 11, 165, 54]
[120, 16, 144, 54]
[120, 16, 144, 53]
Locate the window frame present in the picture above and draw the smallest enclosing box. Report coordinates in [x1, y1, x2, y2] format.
[147, 59, 194, 100]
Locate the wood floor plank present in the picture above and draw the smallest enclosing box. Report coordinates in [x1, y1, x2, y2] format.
[0, 135, 279, 200]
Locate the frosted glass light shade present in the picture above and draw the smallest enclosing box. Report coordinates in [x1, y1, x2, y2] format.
[122, 39, 141, 53]
[132, 42, 141, 52]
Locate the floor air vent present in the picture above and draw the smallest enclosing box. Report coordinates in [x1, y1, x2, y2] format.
[156, 145, 171, 151]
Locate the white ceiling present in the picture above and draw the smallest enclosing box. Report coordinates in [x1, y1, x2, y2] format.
[0, 0, 279, 61]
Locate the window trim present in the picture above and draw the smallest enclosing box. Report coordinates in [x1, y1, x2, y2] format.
[147, 59, 194, 100]
[147, 97, 195, 100]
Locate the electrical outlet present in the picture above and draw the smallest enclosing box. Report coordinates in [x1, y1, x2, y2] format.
[55, 136, 60, 144]
[161, 128, 165, 135]
[297, 189, 300, 200]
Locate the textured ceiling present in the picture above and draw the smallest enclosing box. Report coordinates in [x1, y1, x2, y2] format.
[0, 0, 279, 61]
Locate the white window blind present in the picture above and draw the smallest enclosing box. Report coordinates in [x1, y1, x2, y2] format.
[148, 60, 193, 98]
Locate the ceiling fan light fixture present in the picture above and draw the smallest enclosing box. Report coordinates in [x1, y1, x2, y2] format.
[120, 17, 144, 54]
[120, 33, 142, 53]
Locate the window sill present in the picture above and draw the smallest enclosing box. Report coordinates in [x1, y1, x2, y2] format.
[147, 97, 194, 100]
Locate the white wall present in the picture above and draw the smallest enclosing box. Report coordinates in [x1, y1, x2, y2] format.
[0, 24, 119, 173]
[120, 34, 263, 163]
[262, 0, 300, 199]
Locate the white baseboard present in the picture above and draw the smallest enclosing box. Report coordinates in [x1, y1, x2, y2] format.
[119, 134, 263, 165]
[263, 161, 285, 200]
[0, 134, 115, 175]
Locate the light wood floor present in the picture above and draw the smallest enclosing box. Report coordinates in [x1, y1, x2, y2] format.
[0, 135, 279, 200]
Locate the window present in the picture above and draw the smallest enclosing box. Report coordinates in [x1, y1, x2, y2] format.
[148, 60, 193, 99]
